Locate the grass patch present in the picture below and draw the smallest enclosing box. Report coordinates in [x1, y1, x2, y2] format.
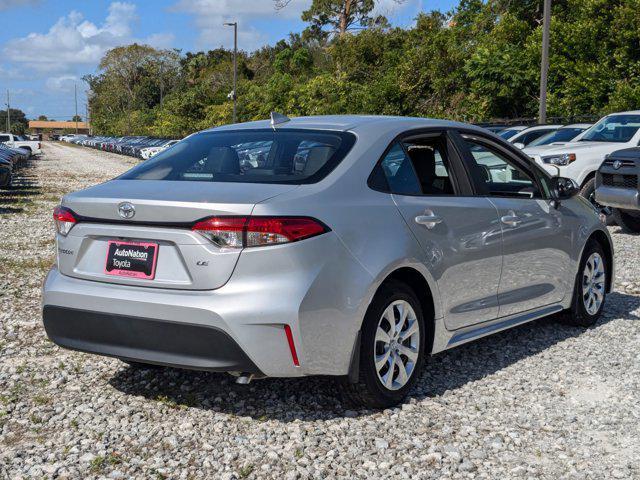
[238, 465, 255, 478]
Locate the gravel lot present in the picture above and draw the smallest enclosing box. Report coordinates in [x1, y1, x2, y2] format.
[1, 143, 639, 479]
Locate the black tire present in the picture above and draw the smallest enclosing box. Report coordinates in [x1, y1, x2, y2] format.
[611, 208, 640, 234]
[0, 172, 11, 190]
[580, 177, 613, 223]
[341, 280, 427, 409]
[563, 240, 608, 327]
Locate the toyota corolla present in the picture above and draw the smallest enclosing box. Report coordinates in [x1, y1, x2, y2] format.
[42, 115, 613, 408]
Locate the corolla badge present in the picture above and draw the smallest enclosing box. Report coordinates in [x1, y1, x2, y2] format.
[613, 160, 622, 170]
[118, 202, 136, 219]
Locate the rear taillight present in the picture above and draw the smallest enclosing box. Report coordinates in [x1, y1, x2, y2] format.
[192, 216, 328, 249]
[53, 206, 77, 236]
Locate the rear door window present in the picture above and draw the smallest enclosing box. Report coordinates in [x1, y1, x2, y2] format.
[374, 134, 458, 196]
[120, 129, 355, 184]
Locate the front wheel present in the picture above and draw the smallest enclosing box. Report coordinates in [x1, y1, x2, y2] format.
[341, 281, 426, 408]
[563, 241, 608, 327]
[612, 208, 640, 234]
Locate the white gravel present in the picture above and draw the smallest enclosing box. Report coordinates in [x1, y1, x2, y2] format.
[1, 143, 639, 479]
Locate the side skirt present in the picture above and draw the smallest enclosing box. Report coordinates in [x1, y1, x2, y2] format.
[432, 304, 563, 353]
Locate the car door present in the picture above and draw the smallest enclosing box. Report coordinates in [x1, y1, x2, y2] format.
[454, 131, 571, 317]
[376, 130, 503, 330]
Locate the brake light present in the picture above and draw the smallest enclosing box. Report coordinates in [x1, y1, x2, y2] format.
[53, 206, 77, 236]
[192, 216, 328, 248]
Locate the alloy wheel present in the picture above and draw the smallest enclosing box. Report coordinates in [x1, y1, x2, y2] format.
[374, 300, 420, 391]
[582, 252, 606, 315]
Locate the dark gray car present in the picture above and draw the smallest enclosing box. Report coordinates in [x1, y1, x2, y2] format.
[595, 147, 640, 232]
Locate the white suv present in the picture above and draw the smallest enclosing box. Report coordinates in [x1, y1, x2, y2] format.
[524, 111, 640, 207]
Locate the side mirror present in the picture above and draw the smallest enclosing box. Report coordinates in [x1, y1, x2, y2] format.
[513, 142, 525, 149]
[551, 176, 580, 201]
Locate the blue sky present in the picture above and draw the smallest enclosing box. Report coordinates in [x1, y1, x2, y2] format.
[0, 0, 458, 122]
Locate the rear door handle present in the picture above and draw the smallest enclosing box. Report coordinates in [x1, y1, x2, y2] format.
[501, 210, 522, 227]
[415, 210, 443, 229]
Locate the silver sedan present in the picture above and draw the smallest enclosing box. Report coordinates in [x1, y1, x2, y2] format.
[42, 115, 613, 408]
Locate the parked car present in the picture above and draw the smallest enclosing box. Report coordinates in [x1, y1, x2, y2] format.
[595, 147, 640, 233]
[523, 124, 592, 152]
[0, 132, 42, 156]
[525, 111, 640, 211]
[140, 139, 179, 159]
[496, 125, 528, 140]
[0, 157, 12, 189]
[43, 115, 613, 408]
[509, 125, 563, 149]
[0, 143, 29, 167]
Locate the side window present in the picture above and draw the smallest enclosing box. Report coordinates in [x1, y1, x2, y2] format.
[0, 135, 10, 142]
[402, 136, 455, 195]
[375, 136, 457, 196]
[462, 137, 543, 199]
[379, 143, 422, 195]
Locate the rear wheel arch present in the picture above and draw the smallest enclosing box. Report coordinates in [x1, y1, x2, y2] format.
[376, 268, 436, 352]
[346, 267, 437, 384]
[584, 230, 613, 292]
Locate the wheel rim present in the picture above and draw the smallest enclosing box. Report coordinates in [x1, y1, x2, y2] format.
[374, 300, 420, 391]
[582, 252, 606, 315]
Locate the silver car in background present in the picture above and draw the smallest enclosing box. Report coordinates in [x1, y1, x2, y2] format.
[42, 115, 613, 408]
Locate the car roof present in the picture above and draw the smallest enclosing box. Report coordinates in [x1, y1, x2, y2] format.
[501, 125, 528, 131]
[518, 124, 563, 132]
[205, 115, 486, 136]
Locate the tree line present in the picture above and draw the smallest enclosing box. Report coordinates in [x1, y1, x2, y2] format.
[85, 0, 640, 138]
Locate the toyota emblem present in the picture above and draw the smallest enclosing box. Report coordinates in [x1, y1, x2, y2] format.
[118, 202, 135, 219]
[612, 160, 622, 170]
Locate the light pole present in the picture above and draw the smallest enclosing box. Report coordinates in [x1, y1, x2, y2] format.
[5, 90, 10, 133]
[74, 83, 79, 134]
[224, 21, 238, 123]
[539, 0, 551, 124]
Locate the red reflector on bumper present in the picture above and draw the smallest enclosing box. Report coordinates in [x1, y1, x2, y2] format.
[284, 325, 300, 367]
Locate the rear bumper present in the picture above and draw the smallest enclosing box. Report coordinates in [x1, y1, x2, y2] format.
[43, 305, 262, 373]
[595, 185, 640, 210]
[42, 232, 370, 377]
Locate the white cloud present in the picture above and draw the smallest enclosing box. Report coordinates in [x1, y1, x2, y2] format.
[172, 0, 418, 50]
[172, 0, 310, 51]
[0, 0, 40, 11]
[45, 75, 79, 92]
[2, 2, 169, 71]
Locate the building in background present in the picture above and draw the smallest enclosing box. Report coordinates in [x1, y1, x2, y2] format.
[28, 120, 91, 140]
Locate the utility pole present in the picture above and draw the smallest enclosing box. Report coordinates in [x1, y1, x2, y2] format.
[74, 83, 79, 134]
[6, 90, 10, 133]
[224, 21, 238, 123]
[539, 0, 551, 124]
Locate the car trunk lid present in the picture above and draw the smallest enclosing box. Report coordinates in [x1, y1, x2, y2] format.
[56, 180, 298, 290]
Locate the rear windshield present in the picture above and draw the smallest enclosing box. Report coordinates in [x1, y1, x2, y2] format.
[120, 129, 356, 184]
[498, 129, 521, 140]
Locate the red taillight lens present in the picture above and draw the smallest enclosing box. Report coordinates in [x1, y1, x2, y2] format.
[246, 217, 327, 247]
[53, 206, 77, 236]
[191, 216, 246, 249]
[191, 216, 328, 249]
